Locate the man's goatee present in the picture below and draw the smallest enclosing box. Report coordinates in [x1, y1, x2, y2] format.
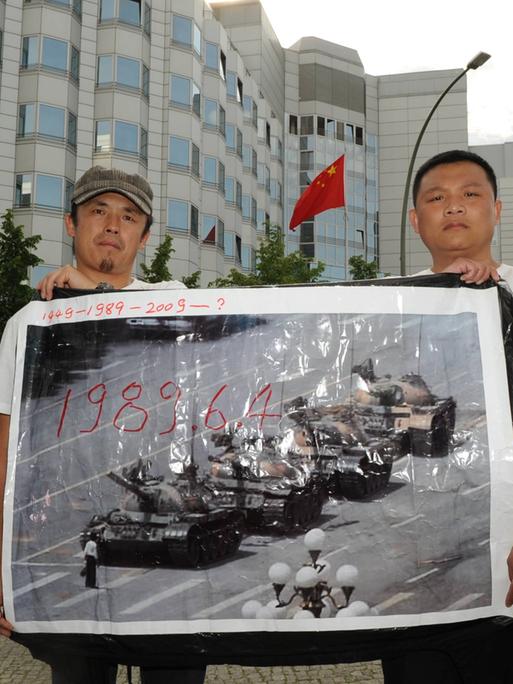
[99, 258, 114, 273]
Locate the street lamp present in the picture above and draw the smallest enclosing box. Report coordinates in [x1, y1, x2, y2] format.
[399, 52, 491, 275]
[242, 528, 376, 619]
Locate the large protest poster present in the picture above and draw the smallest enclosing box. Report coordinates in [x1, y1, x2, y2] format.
[3, 279, 513, 638]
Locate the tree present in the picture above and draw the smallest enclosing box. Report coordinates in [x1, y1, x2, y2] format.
[348, 255, 379, 280]
[141, 235, 202, 288]
[209, 225, 325, 287]
[140, 234, 175, 283]
[182, 271, 201, 289]
[0, 210, 42, 335]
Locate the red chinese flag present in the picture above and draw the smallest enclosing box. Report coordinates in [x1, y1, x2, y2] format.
[289, 155, 345, 230]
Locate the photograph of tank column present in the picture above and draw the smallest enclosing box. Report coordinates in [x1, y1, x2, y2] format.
[6, 306, 494, 627]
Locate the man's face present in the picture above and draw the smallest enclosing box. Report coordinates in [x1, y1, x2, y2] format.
[409, 161, 502, 267]
[65, 192, 149, 277]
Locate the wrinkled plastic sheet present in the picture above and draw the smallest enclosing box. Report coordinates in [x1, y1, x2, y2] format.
[4, 274, 513, 664]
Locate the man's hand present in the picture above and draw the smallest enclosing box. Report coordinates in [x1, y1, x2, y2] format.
[37, 265, 97, 301]
[506, 547, 513, 607]
[441, 258, 500, 285]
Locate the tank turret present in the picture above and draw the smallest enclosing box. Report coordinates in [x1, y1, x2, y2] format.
[351, 358, 456, 457]
[205, 429, 327, 532]
[281, 397, 393, 500]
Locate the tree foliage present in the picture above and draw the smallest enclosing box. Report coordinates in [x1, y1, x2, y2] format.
[348, 255, 379, 280]
[209, 226, 325, 287]
[182, 271, 201, 289]
[0, 210, 42, 335]
[140, 234, 175, 283]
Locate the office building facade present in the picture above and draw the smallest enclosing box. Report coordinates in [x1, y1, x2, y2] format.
[0, 0, 504, 283]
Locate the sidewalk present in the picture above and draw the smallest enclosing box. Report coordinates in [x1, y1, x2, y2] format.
[0, 637, 384, 683]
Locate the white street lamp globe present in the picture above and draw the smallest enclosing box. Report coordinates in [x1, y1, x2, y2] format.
[316, 558, 331, 582]
[295, 565, 319, 588]
[345, 601, 370, 616]
[241, 600, 263, 619]
[335, 607, 351, 618]
[336, 564, 359, 586]
[268, 562, 292, 584]
[304, 528, 326, 551]
[255, 606, 275, 619]
[266, 600, 288, 619]
[293, 609, 315, 619]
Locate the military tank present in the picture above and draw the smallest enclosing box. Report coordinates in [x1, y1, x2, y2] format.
[205, 432, 327, 532]
[280, 397, 394, 500]
[350, 358, 457, 458]
[80, 460, 245, 568]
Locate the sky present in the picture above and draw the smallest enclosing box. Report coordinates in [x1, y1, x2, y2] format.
[216, 0, 512, 146]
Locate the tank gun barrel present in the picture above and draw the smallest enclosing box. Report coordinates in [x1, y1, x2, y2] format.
[107, 470, 153, 502]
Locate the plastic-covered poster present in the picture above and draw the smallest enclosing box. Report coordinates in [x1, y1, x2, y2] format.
[3, 277, 513, 642]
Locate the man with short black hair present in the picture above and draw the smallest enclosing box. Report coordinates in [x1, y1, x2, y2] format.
[0, 166, 205, 684]
[380, 149, 513, 683]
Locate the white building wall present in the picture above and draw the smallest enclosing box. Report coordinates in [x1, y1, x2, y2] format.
[377, 70, 469, 275]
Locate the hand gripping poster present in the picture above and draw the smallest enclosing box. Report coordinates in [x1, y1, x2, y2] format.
[2, 275, 513, 663]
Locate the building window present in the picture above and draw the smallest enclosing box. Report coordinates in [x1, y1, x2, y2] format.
[224, 231, 234, 258]
[39, 104, 65, 138]
[203, 156, 217, 185]
[18, 104, 36, 136]
[355, 126, 364, 145]
[225, 124, 235, 151]
[117, 55, 139, 88]
[99, 0, 146, 27]
[219, 105, 226, 137]
[236, 129, 243, 158]
[225, 177, 235, 204]
[70, 46, 79, 80]
[218, 161, 225, 195]
[168, 136, 199, 174]
[203, 98, 218, 128]
[271, 136, 282, 162]
[242, 245, 251, 270]
[15, 174, 32, 207]
[242, 194, 250, 221]
[119, 0, 140, 24]
[172, 14, 201, 54]
[21, 36, 78, 78]
[144, 2, 151, 34]
[191, 204, 198, 238]
[168, 199, 189, 231]
[191, 143, 200, 177]
[42, 37, 68, 71]
[170, 74, 200, 114]
[142, 65, 149, 98]
[97, 55, 147, 93]
[140, 127, 148, 160]
[243, 95, 257, 127]
[114, 120, 139, 154]
[170, 74, 192, 106]
[300, 116, 314, 135]
[95, 120, 112, 151]
[289, 114, 298, 135]
[202, 214, 217, 244]
[97, 55, 113, 83]
[270, 179, 282, 204]
[227, 71, 237, 98]
[205, 42, 219, 71]
[21, 37, 38, 67]
[243, 145, 256, 174]
[67, 112, 77, 147]
[35, 174, 63, 209]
